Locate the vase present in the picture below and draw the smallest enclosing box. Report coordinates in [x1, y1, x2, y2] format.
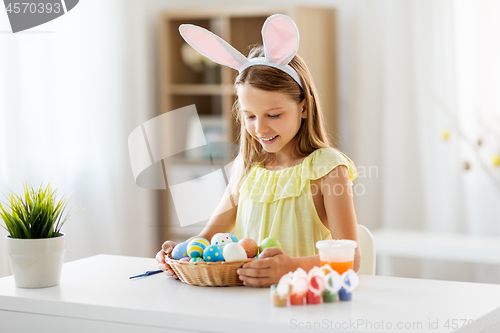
[6, 233, 66, 288]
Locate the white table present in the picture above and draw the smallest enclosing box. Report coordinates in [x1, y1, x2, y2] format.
[1, 255, 500, 333]
[372, 229, 500, 276]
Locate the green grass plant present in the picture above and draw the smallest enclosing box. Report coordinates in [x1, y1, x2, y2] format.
[0, 183, 80, 239]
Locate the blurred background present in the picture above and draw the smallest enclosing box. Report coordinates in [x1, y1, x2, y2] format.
[1, 0, 499, 283]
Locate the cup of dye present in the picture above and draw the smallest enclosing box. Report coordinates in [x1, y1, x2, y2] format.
[316, 240, 357, 274]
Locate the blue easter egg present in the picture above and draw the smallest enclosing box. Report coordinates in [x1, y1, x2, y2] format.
[203, 245, 225, 262]
[225, 233, 238, 243]
[171, 241, 189, 260]
[187, 240, 208, 258]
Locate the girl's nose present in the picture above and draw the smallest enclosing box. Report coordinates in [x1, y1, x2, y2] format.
[255, 118, 269, 135]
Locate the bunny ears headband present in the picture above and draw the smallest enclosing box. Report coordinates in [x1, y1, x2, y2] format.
[179, 14, 303, 88]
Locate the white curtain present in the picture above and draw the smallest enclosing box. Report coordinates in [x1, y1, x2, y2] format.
[0, 0, 158, 277]
[416, 0, 500, 282]
[347, 0, 500, 282]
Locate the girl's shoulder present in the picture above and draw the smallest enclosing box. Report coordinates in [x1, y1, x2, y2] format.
[302, 147, 358, 183]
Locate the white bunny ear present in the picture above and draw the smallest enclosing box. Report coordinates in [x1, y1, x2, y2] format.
[179, 24, 248, 71]
[261, 14, 300, 66]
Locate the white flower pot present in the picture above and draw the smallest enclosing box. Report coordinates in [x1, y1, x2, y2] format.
[6, 233, 66, 288]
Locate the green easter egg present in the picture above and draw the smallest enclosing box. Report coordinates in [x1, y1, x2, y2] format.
[189, 257, 205, 264]
[259, 237, 281, 251]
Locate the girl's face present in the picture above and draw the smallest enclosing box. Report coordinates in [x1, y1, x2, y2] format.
[237, 84, 306, 155]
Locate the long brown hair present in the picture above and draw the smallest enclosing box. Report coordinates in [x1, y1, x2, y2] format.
[230, 45, 333, 193]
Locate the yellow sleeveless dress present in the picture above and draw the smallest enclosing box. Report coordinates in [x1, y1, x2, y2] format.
[233, 148, 357, 257]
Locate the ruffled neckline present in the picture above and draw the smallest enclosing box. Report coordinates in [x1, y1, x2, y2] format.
[239, 148, 357, 203]
[255, 149, 320, 173]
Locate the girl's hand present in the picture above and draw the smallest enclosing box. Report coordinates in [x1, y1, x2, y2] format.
[236, 247, 297, 287]
[155, 240, 178, 279]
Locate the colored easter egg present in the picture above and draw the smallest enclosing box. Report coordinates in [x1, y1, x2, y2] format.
[203, 245, 225, 262]
[171, 241, 189, 260]
[189, 257, 205, 264]
[211, 233, 234, 246]
[190, 237, 210, 247]
[225, 233, 238, 243]
[187, 239, 209, 258]
[259, 237, 281, 252]
[238, 238, 258, 258]
[222, 243, 248, 262]
[178, 257, 191, 263]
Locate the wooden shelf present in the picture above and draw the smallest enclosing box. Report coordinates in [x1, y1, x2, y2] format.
[166, 84, 235, 95]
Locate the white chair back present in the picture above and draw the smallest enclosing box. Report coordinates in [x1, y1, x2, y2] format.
[357, 225, 376, 275]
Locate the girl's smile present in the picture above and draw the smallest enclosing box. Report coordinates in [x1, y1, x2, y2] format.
[259, 135, 279, 144]
[237, 84, 306, 159]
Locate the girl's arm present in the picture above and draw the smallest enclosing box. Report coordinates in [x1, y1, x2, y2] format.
[321, 165, 361, 271]
[288, 165, 361, 273]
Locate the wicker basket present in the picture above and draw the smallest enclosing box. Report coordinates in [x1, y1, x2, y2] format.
[166, 254, 252, 286]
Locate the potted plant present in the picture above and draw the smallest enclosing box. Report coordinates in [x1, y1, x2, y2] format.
[0, 183, 81, 288]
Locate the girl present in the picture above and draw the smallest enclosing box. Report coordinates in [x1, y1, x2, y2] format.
[156, 15, 360, 287]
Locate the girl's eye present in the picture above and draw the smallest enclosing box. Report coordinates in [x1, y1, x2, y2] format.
[244, 115, 280, 119]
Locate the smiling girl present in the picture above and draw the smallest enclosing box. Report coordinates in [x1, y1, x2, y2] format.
[156, 15, 360, 287]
